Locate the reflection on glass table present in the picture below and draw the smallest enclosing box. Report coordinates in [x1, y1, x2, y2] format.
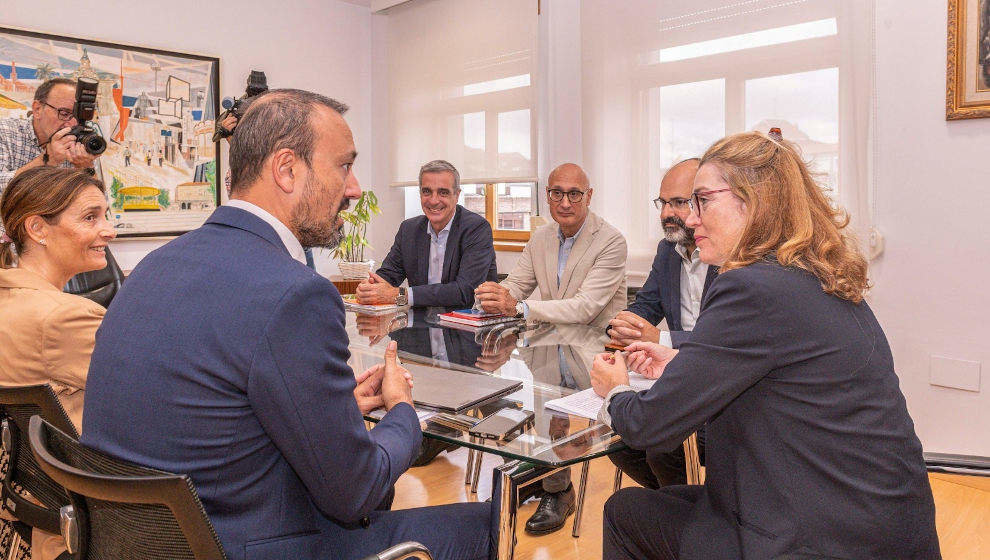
[345, 309, 628, 559]
[347, 308, 624, 467]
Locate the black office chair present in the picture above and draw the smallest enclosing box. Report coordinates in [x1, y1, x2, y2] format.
[28, 415, 226, 560]
[28, 417, 434, 560]
[0, 384, 76, 559]
[63, 246, 125, 308]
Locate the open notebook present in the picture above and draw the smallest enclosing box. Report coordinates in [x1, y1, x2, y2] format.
[544, 372, 656, 421]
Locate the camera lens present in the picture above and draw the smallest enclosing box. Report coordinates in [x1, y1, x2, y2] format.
[82, 133, 106, 155]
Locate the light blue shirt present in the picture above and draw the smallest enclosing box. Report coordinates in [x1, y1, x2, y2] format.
[407, 216, 454, 307]
[520, 220, 586, 319]
[554, 223, 585, 385]
[556, 222, 586, 287]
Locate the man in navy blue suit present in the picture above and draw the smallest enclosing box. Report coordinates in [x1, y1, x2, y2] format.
[81, 89, 497, 560]
[605, 158, 715, 489]
[355, 160, 497, 309]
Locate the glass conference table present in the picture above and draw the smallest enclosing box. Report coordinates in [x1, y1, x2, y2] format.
[344, 307, 627, 560]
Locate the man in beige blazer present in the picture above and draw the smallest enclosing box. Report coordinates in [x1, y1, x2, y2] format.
[475, 163, 627, 329]
[475, 163, 627, 535]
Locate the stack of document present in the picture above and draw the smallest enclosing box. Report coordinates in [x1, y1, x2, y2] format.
[438, 309, 520, 329]
[544, 373, 657, 421]
[342, 294, 405, 315]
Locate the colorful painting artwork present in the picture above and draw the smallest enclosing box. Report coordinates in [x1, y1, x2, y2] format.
[946, 0, 990, 119]
[0, 27, 220, 236]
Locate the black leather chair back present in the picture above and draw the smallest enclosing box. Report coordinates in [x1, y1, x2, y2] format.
[63, 247, 124, 308]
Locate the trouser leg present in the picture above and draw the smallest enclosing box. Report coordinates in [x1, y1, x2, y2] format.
[608, 447, 661, 489]
[602, 485, 703, 560]
[541, 467, 571, 493]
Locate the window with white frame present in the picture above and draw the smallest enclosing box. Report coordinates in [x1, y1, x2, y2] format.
[582, 0, 872, 255]
[387, 0, 538, 247]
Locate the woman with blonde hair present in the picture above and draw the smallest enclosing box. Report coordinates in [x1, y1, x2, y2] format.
[0, 167, 115, 560]
[592, 132, 939, 559]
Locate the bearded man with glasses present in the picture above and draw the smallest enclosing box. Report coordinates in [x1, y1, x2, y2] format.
[602, 157, 717, 492]
[607, 158, 717, 349]
[0, 78, 99, 193]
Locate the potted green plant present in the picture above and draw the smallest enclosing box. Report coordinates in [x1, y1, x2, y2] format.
[333, 190, 382, 279]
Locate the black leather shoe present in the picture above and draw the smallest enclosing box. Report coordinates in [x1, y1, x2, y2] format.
[411, 438, 459, 467]
[524, 484, 575, 535]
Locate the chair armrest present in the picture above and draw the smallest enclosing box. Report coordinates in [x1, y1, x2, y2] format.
[358, 541, 432, 560]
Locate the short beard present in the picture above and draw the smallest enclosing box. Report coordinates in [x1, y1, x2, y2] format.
[289, 176, 349, 249]
[662, 216, 695, 245]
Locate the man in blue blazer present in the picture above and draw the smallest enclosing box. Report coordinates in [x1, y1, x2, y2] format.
[605, 159, 715, 489]
[81, 90, 497, 560]
[355, 160, 497, 309]
[607, 159, 717, 349]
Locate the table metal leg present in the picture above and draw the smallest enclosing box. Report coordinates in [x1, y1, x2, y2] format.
[465, 446, 477, 485]
[494, 461, 563, 560]
[470, 449, 484, 494]
[613, 466, 623, 493]
[571, 460, 591, 538]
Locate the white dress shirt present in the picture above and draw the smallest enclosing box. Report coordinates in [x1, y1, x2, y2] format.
[674, 243, 709, 331]
[225, 199, 308, 266]
[407, 216, 454, 307]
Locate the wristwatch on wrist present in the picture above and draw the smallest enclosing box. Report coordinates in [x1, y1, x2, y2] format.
[514, 301, 526, 318]
[395, 286, 408, 306]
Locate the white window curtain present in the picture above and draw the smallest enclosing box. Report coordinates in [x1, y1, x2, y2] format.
[580, 0, 875, 265]
[386, 0, 539, 186]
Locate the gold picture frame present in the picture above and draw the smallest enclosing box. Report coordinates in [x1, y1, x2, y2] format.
[946, 0, 990, 119]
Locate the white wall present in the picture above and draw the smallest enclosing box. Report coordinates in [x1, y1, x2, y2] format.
[868, 0, 990, 456]
[3, 0, 374, 276]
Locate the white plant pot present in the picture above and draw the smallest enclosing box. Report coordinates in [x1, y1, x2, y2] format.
[338, 260, 374, 280]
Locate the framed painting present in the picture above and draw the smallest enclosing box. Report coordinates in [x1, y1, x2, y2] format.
[947, 0, 990, 119]
[0, 26, 220, 236]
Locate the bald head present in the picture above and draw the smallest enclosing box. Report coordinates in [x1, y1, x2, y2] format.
[662, 158, 700, 191]
[548, 163, 590, 190]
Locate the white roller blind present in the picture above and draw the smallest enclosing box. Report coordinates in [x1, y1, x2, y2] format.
[386, 0, 538, 186]
[581, 0, 874, 257]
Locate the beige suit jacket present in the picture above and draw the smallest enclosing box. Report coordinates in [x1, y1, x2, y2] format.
[0, 267, 103, 433]
[500, 211, 627, 328]
[0, 267, 103, 560]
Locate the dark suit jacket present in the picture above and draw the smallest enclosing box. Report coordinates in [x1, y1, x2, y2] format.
[81, 206, 423, 560]
[608, 260, 939, 559]
[626, 239, 717, 347]
[377, 205, 497, 308]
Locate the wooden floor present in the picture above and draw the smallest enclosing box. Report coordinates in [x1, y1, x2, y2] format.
[393, 448, 989, 559]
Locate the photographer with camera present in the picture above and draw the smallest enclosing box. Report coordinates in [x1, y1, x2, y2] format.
[0, 78, 101, 193]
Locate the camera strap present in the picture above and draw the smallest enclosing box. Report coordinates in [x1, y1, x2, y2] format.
[37, 129, 59, 165]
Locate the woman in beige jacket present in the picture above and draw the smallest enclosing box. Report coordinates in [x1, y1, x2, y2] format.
[0, 166, 116, 560]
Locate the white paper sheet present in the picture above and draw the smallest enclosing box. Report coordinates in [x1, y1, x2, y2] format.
[543, 373, 656, 421]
